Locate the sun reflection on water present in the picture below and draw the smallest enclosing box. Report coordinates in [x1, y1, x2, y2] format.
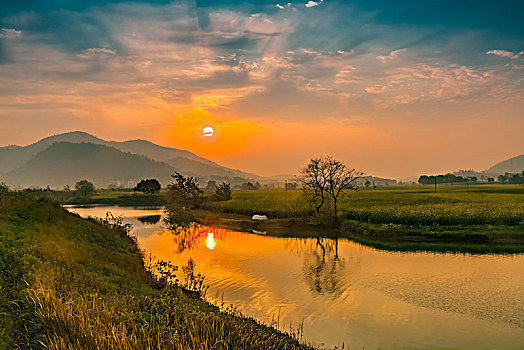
[206, 231, 216, 250]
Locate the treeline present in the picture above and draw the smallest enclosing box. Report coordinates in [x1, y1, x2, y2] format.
[498, 171, 524, 184]
[418, 174, 482, 185]
[419, 172, 524, 185]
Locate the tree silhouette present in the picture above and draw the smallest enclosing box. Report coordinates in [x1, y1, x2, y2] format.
[74, 180, 95, 199]
[167, 172, 203, 209]
[134, 178, 161, 195]
[300, 156, 362, 221]
[216, 182, 233, 201]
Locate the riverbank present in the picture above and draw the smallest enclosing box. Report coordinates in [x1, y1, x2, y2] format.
[57, 184, 524, 253]
[193, 186, 524, 253]
[70, 190, 166, 206]
[193, 210, 524, 254]
[0, 194, 313, 349]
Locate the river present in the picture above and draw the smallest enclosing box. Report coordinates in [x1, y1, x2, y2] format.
[65, 205, 524, 349]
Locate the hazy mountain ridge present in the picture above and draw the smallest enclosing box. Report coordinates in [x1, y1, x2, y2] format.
[2, 131, 521, 188]
[0, 132, 109, 173]
[450, 154, 524, 179]
[3, 142, 175, 188]
[486, 154, 524, 175]
[0, 131, 259, 183]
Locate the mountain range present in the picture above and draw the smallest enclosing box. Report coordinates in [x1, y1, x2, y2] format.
[0, 131, 260, 188]
[0, 131, 522, 188]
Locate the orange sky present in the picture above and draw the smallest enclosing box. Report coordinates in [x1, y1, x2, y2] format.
[1, 1, 523, 179]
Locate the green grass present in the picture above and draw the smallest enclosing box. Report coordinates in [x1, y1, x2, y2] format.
[203, 185, 524, 226]
[0, 193, 313, 349]
[203, 190, 310, 218]
[16, 188, 165, 206]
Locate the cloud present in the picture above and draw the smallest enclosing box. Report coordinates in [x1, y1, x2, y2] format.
[275, 3, 291, 9]
[305, 1, 323, 8]
[1, 1, 523, 145]
[334, 67, 357, 84]
[76, 48, 116, 59]
[376, 48, 407, 62]
[365, 85, 389, 94]
[337, 49, 354, 56]
[191, 86, 265, 109]
[0, 28, 22, 39]
[486, 49, 522, 59]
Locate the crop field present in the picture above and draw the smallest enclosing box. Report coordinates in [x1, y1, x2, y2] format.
[203, 185, 524, 226]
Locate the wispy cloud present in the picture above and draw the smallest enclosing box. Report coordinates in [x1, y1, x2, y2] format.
[76, 48, 117, 59]
[376, 48, 407, 62]
[0, 28, 22, 39]
[486, 49, 522, 59]
[276, 3, 291, 9]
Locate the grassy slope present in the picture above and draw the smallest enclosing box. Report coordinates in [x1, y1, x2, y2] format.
[0, 194, 312, 350]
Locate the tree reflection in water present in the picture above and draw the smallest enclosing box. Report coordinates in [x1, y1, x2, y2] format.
[302, 237, 347, 296]
[137, 215, 161, 225]
[165, 203, 348, 297]
[168, 224, 228, 254]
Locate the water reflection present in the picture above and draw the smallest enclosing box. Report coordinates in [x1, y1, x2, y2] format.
[206, 232, 216, 250]
[303, 237, 346, 296]
[143, 226, 524, 349]
[137, 215, 161, 225]
[66, 205, 524, 350]
[168, 225, 228, 254]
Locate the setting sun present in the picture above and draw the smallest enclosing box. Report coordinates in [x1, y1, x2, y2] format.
[202, 126, 214, 137]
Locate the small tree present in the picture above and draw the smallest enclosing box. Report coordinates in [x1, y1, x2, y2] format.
[215, 182, 232, 201]
[135, 178, 161, 195]
[241, 182, 257, 190]
[322, 157, 362, 220]
[205, 180, 217, 192]
[75, 180, 95, 199]
[300, 156, 362, 221]
[167, 172, 203, 209]
[0, 182, 8, 194]
[299, 157, 328, 214]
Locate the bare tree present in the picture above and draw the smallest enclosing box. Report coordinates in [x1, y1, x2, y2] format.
[322, 157, 362, 220]
[300, 156, 362, 221]
[299, 157, 328, 214]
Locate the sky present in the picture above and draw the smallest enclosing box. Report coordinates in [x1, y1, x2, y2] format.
[0, 0, 523, 179]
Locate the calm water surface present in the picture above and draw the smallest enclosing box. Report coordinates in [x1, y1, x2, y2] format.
[66, 205, 524, 349]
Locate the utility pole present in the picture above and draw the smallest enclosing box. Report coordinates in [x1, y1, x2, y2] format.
[434, 176, 437, 193]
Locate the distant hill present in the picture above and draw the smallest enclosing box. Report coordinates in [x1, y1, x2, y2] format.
[486, 154, 524, 175]
[0, 131, 259, 183]
[3, 142, 175, 188]
[0, 131, 104, 173]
